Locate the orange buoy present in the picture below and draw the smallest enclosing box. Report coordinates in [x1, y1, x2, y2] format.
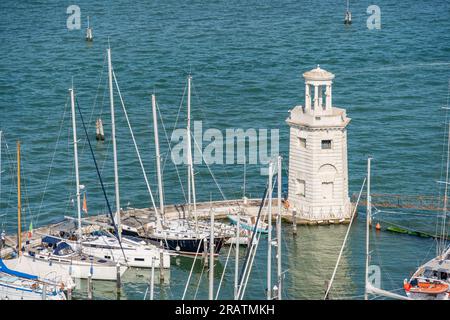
[375, 222, 381, 230]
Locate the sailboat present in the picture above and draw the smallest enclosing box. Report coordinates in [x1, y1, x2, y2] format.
[56, 48, 171, 269]
[19, 87, 126, 281]
[403, 120, 450, 300]
[364, 158, 411, 300]
[120, 75, 227, 256]
[0, 258, 66, 300]
[1, 141, 74, 289]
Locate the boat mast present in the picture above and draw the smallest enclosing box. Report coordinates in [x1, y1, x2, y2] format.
[243, 155, 246, 199]
[276, 156, 282, 300]
[152, 94, 164, 218]
[364, 157, 372, 300]
[186, 75, 198, 232]
[17, 141, 22, 256]
[267, 161, 273, 300]
[107, 47, 122, 240]
[234, 203, 240, 299]
[0, 131, 2, 214]
[208, 202, 214, 300]
[439, 123, 450, 256]
[70, 87, 83, 243]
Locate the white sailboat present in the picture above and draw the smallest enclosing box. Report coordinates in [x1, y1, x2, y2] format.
[121, 75, 228, 256]
[403, 121, 450, 300]
[20, 86, 127, 281]
[60, 47, 171, 269]
[1, 141, 76, 289]
[364, 158, 410, 300]
[0, 259, 66, 300]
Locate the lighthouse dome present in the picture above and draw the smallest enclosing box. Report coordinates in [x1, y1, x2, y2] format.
[303, 65, 335, 81]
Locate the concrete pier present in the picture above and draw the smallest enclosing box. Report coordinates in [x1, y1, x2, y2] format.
[0, 198, 352, 259]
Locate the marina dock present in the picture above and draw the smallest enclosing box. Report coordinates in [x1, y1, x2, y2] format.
[0, 198, 352, 259]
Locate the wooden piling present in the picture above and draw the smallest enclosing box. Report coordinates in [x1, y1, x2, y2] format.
[150, 258, 155, 300]
[203, 239, 208, 268]
[87, 274, 93, 300]
[116, 263, 121, 299]
[324, 280, 331, 300]
[42, 283, 47, 300]
[67, 288, 72, 300]
[159, 243, 164, 283]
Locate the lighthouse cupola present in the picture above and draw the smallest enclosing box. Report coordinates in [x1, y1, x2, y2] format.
[303, 65, 334, 115]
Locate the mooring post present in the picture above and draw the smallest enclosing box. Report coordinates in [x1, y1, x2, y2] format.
[42, 283, 47, 300]
[203, 239, 208, 268]
[159, 243, 164, 283]
[324, 280, 331, 300]
[150, 257, 155, 300]
[67, 287, 72, 300]
[292, 209, 298, 236]
[116, 263, 121, 299]
[87, 274, 93, 300]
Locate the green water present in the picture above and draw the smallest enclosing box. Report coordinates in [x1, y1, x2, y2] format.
[0, 0, 449, 299]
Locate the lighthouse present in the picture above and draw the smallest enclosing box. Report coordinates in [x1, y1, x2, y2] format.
[286, 66, 351, 223]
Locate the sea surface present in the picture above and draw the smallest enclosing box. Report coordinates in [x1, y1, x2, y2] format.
[0, 0, 449, 300]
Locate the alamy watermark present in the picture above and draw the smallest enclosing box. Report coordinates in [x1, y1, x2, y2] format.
[66, 5, 81, 30]
[368, 264, 381, 288]
[367, 5, 381, 30]
[170, 121, 279, 175]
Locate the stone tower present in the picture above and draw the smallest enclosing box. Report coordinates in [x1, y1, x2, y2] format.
[286, 66, 351, 222]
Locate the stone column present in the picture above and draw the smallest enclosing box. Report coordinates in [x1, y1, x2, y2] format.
[326, 85, 332, 110]
[314, 85, 319, 110]
[305, 84, 311, 110]
[318, 85, 323, 109]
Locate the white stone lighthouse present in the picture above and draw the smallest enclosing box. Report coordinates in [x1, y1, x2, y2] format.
[286, 66, 351, 222]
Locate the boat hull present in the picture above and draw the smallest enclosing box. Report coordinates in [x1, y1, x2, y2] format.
[3, 256, 76, 290]
[0, 282, 65, 300]
[121, 230, 224, 257]
[21, 253, 127, 281]
[77, 244, 171, 268]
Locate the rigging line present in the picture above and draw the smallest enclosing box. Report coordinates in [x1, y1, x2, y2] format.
[0, 132, 3, 213]
[35, 95, 70, 226]
[191, 131, 227, 201]
[19, 155, 33, 228]
[75, 96, 128, 265]
[215, 237, 233, 300]
[239, 176, 276, 299]
[161, 80, 187, 172]
[79, 52, 108, 158]
[1, 135, 18, 224]
[436, 99, 450, 254]
[237, 183, 268, 297]
[440, 80, 450, 253]
[112, 70, 161, 227]
[156, 101, 187, 203]
[324, 177, 367, 300]
[182, 238, 204, 300]
[193, 259, 206, 300]
[191, 81, 235, 194]
[65, 126, 77, 218]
